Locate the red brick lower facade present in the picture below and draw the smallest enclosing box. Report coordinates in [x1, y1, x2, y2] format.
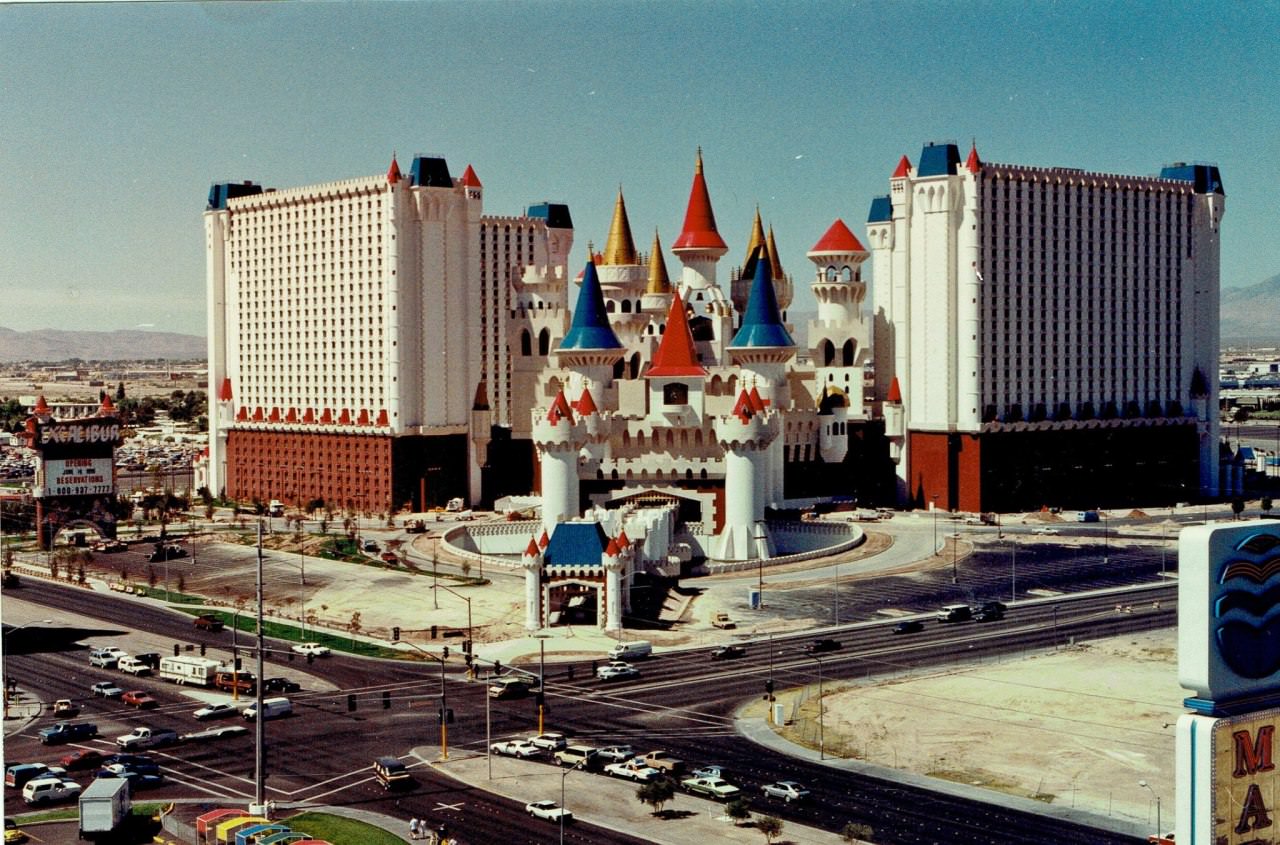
[225, 429, 469, 513]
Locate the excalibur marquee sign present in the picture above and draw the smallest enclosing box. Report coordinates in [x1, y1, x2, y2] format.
[1179, 522, 1280, 844]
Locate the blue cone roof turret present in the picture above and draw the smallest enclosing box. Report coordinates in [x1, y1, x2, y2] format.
[561, 260, 623, 350]
[730, 247, 794, 349]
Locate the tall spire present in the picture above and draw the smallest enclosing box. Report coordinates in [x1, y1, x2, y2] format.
[646, 292, 706, 377]
[601, 187, 638, 266]
[672, 148, 728, 253]
[646, 229, 671, 294]
[743, 207, 766, 269]
[729, 248, 794, 349]
[965, 141, 982, 173]
[560, 260, 624, 350]
[767, 225, 785, 281]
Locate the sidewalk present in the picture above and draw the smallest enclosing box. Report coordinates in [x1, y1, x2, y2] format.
[422, 747, 864, 845]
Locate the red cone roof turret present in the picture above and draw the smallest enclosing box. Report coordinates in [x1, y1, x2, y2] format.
[99, 394, 115, 414]
[525, 536, 541, 557]
[892, 155, 912, 179]
[387, 154, 402, 184]
[646, 292, 706, 378]
[886, 376, 903, 403]
[461, 164, 482, 187]
[618, 529, 629, 546]
[809, 219, 866, 254]
[672, 148, 728, 252]
[539, 529, 550, 549]
[605, 538, 620, 557]
[34, 395, 50, 415]
[576, 387, 598, 416]
[547, 390, 575, 424]
[965, 143, 982, 174]
[218, 377, 233, 402]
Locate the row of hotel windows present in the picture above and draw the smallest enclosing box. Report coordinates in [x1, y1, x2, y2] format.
[979, 399, 1187, 423]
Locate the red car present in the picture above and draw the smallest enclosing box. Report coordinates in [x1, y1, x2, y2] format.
[121, 690, 158, 709]
[61, 749, 105, 770]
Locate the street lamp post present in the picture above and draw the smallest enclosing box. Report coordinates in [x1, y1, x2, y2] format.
[560, 762, 582, 845]
[807, 654, 826, 760]
[1139, 780, 1161, 838]
[932, 495, 940, 556]
[952, 529, 959, 584]
[1052, 605, 1060, 650]
[433, 584, 473, 650]
[1010, 538, 1017, 604]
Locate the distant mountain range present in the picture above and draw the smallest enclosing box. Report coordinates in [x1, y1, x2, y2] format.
[1222, 273, 1280, 343]
[0, 327, 205, 363]
[0, 273, 1274, 362]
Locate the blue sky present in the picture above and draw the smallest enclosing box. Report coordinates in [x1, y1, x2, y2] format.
[3, 1, 1277, 336]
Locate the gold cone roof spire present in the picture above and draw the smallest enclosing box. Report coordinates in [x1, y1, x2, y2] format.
[647, 228, 671, 294]
[743, 206, 766, 269]
[767, 225, 785, 280]
[601, 186, 639, 266]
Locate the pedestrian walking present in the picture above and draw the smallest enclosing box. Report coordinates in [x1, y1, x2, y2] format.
[409, 817, 420, 840]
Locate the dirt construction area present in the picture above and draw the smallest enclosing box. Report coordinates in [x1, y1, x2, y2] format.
[765, 627, 1181, 830]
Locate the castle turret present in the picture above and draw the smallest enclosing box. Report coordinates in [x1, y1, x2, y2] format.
[728, 251, 795, 506]
[714, 389, 780, 561]
[645, 291, 707, 427]
[817, 388, 850, 465]
[603, 537, 624, 632]
[521, 535, 543, 631]
[672, 148, 728, 291]
[532, 390, 583, 533]
[807, 219, 871, 419]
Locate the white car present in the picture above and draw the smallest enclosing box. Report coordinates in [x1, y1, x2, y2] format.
[193, 702, 238, 721]
[291, 642, 331, 657]
[1031, 527, 1060, 535]
[91, 681, 125, 698]
[527, 733, 567, 751]
[605, 759, 661, 782]
[22, 777, 82, 806]
[490, 740, 542, 759]
[596, 662, 639, 681]
[596, 744, 635, 763]
[761, 780, 811, 802]
[525, 800, 573, 823]
[117, 657, 151, 676]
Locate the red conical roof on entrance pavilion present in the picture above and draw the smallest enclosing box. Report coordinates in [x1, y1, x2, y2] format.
[646, 292, 706, 378]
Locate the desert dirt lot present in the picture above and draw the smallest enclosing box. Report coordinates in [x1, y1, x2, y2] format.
[763, 627, 1181, 829]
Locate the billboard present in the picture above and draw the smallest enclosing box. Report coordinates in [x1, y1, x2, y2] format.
[1179, 709, 1280, 845]
[35, 457, 114, 498]
[1180, 521, 1280, 714]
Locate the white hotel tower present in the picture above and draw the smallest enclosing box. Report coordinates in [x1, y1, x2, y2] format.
[867, 142, 1223, 512]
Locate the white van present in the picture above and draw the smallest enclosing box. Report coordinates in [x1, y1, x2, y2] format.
[607, 641, 652, 660]
[243, 697, 292, 721]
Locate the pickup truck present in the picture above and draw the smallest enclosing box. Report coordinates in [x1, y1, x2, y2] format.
[117, 656, 152, 676]
[115, 727, 179, 750]
[39, 722, 99, 745]
[640, 750, 684, 774]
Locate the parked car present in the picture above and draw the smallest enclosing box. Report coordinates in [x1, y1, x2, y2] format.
[490, 740, 542, 759]
[605, 759, 661, 781]
[711, 645, 746, 660]
[488, 678, 531, 700]
[95, 540, 128, 553]
[193, 702, 238, 721]
[362, 539, 379, 552]
[527, 733, 567, 752]
[59, 749, 105, 771]
[90, 682, 124, 698]
[804, 638, 841, 653]
[121, 690, 158, 709]
[1031, 527, 1060, 535]
[5, 816, 28, 843]
[595, 744, 635, 763]
[553, 745, 600, 770]
[681, 776, 741, 800]
[691, 765, 731, 780]
[291, 642, 330, 657]
[761, 780, 811, 802]
[103, 754, 158, 775]
[525, 800, 572, 823]
[893, 620, 924, 635]
[89, 652, 120, 669]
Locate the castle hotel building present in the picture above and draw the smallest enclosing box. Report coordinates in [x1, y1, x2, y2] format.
[203, 155, 572, 511]
[869, 143, 1223, 511]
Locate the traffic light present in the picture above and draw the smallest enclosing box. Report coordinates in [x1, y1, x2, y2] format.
[200, 643, 206, 656]
[235, 656, 242, 671]
[347, 694, 356, 712]
[463, 639, 472, 655]
[493, 659, 501, 674]
[442, 646, 449, 660]
[173, 643, 180, 656]
[764, 679, 774, 700]
[446, 708, 454, 724]
[382, 691, 391, 709]
[392, 626, 400, 642]
[464, 651, 472, 667]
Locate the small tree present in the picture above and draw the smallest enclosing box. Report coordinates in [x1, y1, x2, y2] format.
[147, 565, 158, 588]
[841, 821, 874, 843]
[1262, 496, 1273, 517]
[48, 552, 61, 580]
[725, 797, 752, 825]
[756, 815, 783, 843]
[1233, 499, 1246, 520]
[637, 777, 676, 816]
[349, 610, 363, 649]
[177, 573, 186, 594]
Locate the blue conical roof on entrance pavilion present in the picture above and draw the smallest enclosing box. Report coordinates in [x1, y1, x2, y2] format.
[729, 248, 794, 349]
[560, 260, 623, 351]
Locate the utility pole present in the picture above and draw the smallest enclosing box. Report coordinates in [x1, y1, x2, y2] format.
[253, 521, 266, 815]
